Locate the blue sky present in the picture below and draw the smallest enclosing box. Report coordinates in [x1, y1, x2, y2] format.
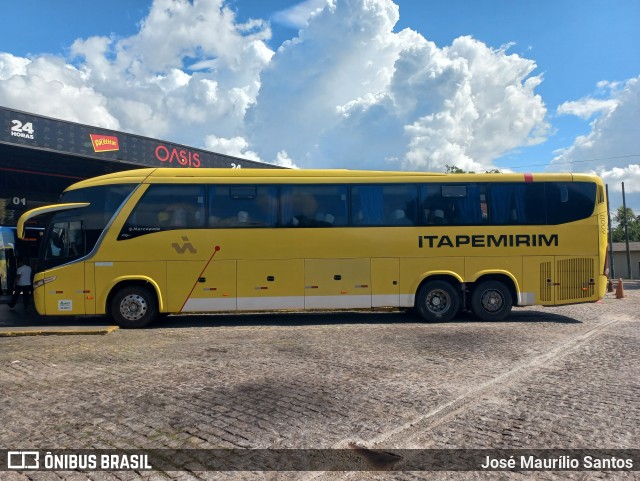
[0, 0, 638, 210]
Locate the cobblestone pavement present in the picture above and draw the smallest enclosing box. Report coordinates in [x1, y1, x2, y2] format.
[0, 282, 638, 481]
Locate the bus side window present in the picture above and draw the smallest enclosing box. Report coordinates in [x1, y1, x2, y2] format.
[546, 182, 596, 224]
[282, 185, 347, 227]
[488, 183, 546, 225]
[421, 184, 451, 225]
[442, 184, 483, 225]
[209, 185, 278, 227]
[352, 185, 417, 226]
[120, 185, 205, 239]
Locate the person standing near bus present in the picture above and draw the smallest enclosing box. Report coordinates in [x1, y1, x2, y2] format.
[8, 258, 32, 309]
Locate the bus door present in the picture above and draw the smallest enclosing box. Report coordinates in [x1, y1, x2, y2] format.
[304, 258, 371, 309]
[41, 220, 87, 315]
[522, 256, 555, 306]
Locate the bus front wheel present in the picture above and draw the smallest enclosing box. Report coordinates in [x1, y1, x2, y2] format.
[111, 285, 158, 328]
[415, 280, 460, 322]
[471, 280, 512, 322]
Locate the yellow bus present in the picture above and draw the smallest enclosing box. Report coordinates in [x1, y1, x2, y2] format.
[18, 168, 608, 328]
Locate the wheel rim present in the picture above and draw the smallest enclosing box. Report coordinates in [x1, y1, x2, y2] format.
[425, 289, 451, 314]
[120, 294, 148, 321]
[480, 289, 504, 313]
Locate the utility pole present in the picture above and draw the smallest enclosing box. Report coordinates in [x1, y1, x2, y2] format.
[622, 182, 632, 279]
[606, 184, 615, 279]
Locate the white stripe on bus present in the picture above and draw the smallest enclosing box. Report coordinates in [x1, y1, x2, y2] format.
[181, 295, 418, 312]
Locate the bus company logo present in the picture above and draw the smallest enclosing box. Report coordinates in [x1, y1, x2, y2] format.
[418, 233, 559, 249]
[7, 451, 39, 469]
[90, 134, 120, 152]
[155, 144, 201, 168]
[172, 236, 197, 254]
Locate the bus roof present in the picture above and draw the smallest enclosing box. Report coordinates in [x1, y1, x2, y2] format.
[64, 167, 603, 191]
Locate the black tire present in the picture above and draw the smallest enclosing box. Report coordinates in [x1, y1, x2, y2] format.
[415, 280, 460, 322]
[471, 280, 513, 322]
[111, 285, 158, 328]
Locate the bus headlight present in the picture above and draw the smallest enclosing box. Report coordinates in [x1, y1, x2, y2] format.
[33, 276, 57, 289]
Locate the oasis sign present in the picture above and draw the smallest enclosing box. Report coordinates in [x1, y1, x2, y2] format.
[154, 144, 201, 168]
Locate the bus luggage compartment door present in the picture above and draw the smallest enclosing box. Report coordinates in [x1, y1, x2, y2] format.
[304, 258, 371, 309]
[173, 260, 237, 313]
[237, 259, 304, 311]
[371, 258, 400, 307]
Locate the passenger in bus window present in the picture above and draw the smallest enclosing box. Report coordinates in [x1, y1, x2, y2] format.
[157, 211, 170, 225]
[391, 209, 412, 225]
[237, 211, 249, 224]
[290, 193, 318, 226]
[49, 229, 64, 256]
[314, 212, 336, 226]
[164, 203, 193, 227]
[425, 208, 446, 225]
[255, 192, 278, 226]
[433, 209, 446, 225]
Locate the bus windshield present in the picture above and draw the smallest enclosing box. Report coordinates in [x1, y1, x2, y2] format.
[40, 184, 136, 269]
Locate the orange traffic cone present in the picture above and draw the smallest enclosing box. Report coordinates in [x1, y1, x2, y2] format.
[615, 278, 625, 299]
[607, 278, 614, 293]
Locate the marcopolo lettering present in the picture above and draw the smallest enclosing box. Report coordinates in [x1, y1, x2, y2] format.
[418, 234, 559, 249]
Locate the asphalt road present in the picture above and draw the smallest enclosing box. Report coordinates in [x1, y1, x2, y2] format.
[0, 282, 638, 480]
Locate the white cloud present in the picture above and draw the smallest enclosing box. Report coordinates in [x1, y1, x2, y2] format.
[557, 98, 617, 119]
[0, 54, 120, 128]
[274, 151, 300, 169]
[204, 134, 261, 162]
[0, 53, 30, 79]
[249, 1, 548, 171]
[0, 0, 551, 172]
[0, 0, 272, 147]
[552, 76, 640, 192]
[599, 165, 640, 193]
[272, 0, 329, 28]
[398, 36, 548, 171]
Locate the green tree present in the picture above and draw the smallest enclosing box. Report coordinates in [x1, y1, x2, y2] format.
[444, 164, 468, 174]
[611, 206, 640, 242]
[443, 165, 501, 174]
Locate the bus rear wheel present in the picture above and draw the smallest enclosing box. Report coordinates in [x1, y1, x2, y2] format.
[471, 280, 512, 322]
[111, 285, 158, 328]
[415, 280, 460, 322]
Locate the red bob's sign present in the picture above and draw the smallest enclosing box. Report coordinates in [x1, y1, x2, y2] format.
[90, 134, 119, 153]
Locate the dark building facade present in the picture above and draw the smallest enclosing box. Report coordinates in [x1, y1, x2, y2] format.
[0, 105, 277, 227]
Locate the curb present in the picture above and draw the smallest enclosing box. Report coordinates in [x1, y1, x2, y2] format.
[0, 326, 120, 337]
